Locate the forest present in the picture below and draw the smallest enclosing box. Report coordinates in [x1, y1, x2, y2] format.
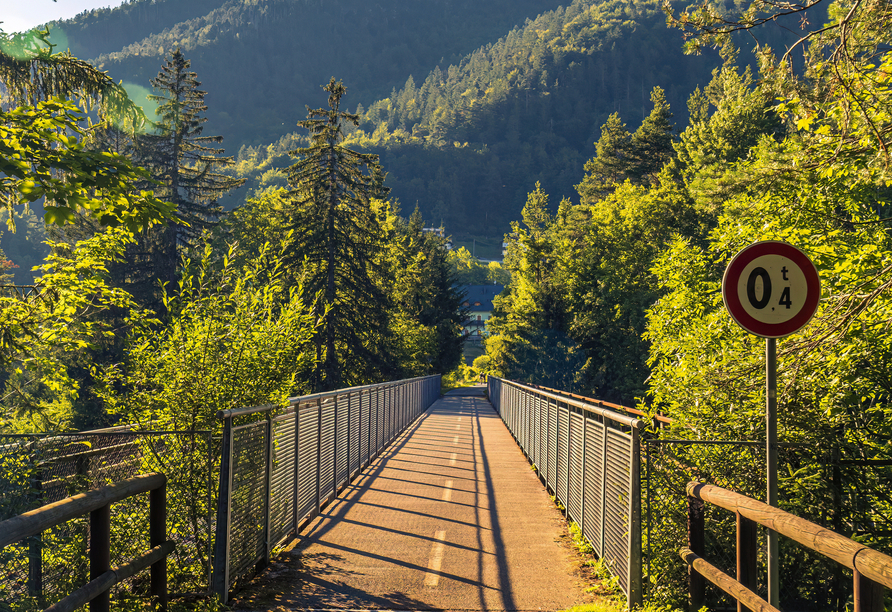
[22, 0, 757, 246]
[1, 0, 892, 607]
[0, 29, 464, 433]
[479, 0, 892, 602]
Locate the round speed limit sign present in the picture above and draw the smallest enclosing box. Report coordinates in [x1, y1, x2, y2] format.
[722, 241, 821, 338]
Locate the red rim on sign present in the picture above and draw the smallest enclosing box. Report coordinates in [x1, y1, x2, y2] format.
[722, 241, 821, 338]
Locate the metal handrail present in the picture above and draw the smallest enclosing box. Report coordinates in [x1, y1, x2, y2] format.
[498, 378, 644, 429]
[683, 481, 892, 612]
[218, 375, 435, 419]
[0, 473, 174, 612]
[212, 375, 442, 602]
[487, 376, 643, 606]
[529, 383, 674, 426]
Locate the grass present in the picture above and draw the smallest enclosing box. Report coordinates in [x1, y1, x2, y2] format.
[559, 602, 625, 612]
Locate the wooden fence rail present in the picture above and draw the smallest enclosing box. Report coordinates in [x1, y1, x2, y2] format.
[683, 481, 892, 612]
[0, 472, 174, 612]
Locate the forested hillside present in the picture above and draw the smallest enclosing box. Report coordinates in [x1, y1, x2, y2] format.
[231, 0, 800, 241]
[40, 0, 803, 243]
[58, 0, 568, 149]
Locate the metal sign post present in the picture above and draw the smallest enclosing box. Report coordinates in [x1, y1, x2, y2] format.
[722, 241, 820, 607]
[766, 336, 778, 603]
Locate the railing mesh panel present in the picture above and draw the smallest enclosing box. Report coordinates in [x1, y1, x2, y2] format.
[605, 430, 632, 595]
[319, 400, 336, 501]
[568, 411, 584, 525]
[336, 397, 349, 488]
[229, 423, 268, 580]
[215, 376, 441, 601]
[297, 403, 318, 522]
[557, 404, 569, 506]
[270, 413, 296, 546]
[583, 420, 605, 558]
[488, 377, 640, 604]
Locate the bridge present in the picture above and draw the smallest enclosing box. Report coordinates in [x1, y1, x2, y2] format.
[1, 374, 892, 612]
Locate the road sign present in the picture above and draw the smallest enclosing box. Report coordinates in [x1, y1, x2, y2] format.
[722, 241, 820, 338]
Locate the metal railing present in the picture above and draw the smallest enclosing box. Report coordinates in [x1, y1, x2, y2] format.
[683, 481, 892, 612]
[487, 377, 644, 606]
[212, 375, 441, 602]
[0, 473, 174, 612]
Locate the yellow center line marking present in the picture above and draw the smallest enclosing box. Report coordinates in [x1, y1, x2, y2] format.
[442, 480, 453, 502]
[453, 436, 459, 444]
[449, 453, 457, 466]
[424, 530, 448, 587]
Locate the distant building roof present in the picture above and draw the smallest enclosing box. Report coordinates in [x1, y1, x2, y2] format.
[460, 284, 504, 311]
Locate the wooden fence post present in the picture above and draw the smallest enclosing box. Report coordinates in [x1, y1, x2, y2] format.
[687, 494, 705, 612]
[854, 567, 884, 612]
[737, 511, 757, 612]
[90, 504, 111, 612]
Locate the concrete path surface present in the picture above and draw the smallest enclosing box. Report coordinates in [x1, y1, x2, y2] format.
[232, 387, 588, 611]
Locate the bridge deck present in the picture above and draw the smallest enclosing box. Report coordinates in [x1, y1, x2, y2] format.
[232, 387, 589, 611]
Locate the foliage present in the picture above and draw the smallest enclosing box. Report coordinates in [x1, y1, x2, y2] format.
[81, 0, 568, 149]
[488, 183, 588, 390]
[447, 246, 510, 285]
[387, 208, 465, 377]
[114, 49, 245, 308]
[0, 25, 146, 129]
[99, 241, 317, 431]
[0, 228, 143, 432]
[0, 98, 173, 233]
[145, 49, 245, 248]
[226, 0, 735, 242]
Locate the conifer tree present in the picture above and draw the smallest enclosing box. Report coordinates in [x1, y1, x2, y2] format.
[285, 78, 390, 391]
[576, 113, 632, 203]
[629, 87, 675, 184]
[119, 49, 244, 306]
[394, 208, 464, 376]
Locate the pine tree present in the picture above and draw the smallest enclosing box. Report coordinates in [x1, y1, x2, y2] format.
[285, 78, 390, 391]
[576, 113, 632, 203]
[629, 87, 675, 184]
[121, 49, 244, 306]
[394, 207, 464, 376]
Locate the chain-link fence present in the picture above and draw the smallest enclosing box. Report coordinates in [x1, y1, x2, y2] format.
[644, 439, 892, 611]
[0, 428, 216, 612]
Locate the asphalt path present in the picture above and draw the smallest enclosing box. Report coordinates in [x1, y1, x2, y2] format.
[232, 387, 586, 611]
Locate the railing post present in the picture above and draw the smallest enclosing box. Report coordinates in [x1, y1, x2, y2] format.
[293, 401, 300, 534]
[212, 413, 234, 602]
[737, 511, 757, 612]
[333, 394, 339, 495]
[368, 389, 373, 464]
[854, 566, 884, 612]
[316, 398, 322, 514]
[628, 424, 643, 607]
[565, 405, 571, 513]
[90, 503, 111, 612]
[262, 412, 273, 569]
[150, 479, 168, 612]
[347, 393, 352, 480]
[600, 423, 608, 557]
[28, 457, 43, 603]
[580, 413, 586, 539]
[687, 493, 705, 612]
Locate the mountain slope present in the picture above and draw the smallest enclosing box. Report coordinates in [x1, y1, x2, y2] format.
[52, 0, 568, 149]
[233, 0, 730, 240]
